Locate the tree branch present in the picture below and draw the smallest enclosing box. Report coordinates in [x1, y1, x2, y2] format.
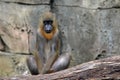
[2, 56, 120, 80]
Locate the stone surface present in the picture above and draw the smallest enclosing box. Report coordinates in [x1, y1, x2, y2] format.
[0, 2, 50, 53]
[55, 7, 98, 66]
[54, 6, 120, 66]
[0, 1, 50, 76]
[96, 9, 120, 58]
[0, 51, 28, 77]
[55, 0, 120, 9]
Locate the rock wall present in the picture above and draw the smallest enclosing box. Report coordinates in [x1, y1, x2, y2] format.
[0, 0, 120, 76]
[0, 0, 50, 76]
[54, 0, 120, 66]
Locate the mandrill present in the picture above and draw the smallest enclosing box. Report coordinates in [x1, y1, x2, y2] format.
[27, 11, 71, 75]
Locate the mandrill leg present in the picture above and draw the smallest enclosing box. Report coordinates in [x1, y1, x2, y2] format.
[26, 56, 39, 75]
[50, 53, 71, 72]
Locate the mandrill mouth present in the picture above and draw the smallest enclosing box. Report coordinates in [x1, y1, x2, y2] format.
[44, 24, 53, 33]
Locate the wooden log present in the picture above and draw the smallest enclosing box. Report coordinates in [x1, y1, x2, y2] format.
[2, 56, 120, 80]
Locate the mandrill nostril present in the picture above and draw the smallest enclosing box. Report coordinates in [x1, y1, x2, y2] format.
[45, 30, 52, 33]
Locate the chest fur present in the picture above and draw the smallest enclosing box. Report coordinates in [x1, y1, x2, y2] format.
[44, 43, 51, 60]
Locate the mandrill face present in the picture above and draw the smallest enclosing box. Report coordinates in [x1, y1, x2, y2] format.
[43, 19, 53, 33]
[39, 12, 58, 40]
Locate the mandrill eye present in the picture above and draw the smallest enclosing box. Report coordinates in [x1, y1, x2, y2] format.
[49, 20, 53, 24]
[43, 20, 53, 25]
